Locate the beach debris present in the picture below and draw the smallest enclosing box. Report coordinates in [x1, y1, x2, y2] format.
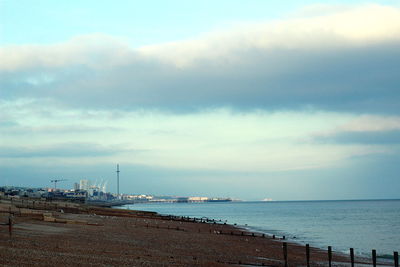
[43, 212, 56, 222]
[42, 212, 89, 225]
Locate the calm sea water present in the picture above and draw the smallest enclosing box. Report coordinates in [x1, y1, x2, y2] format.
[122, 200, 400, 258]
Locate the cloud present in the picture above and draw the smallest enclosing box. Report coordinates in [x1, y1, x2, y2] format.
[0, 124, 120, 136]
[0, 99, 392, 172]
[1, 4, 400, 114]
[314, 130, 400, 145]
[336, 115, 400, 132]
[139, 4, 400, 66]
[0, 34, 134, 71]
[310, 115, 400, 144]
[0, 143, 137, 159]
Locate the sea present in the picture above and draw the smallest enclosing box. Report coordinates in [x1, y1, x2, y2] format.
[121, 199, 400, 260]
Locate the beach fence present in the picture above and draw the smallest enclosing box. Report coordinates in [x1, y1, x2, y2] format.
[282, 242, 399, 267]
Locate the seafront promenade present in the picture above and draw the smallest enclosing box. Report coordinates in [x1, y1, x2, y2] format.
[0, 197, 389, 266]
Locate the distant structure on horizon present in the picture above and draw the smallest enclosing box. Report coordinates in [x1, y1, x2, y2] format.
[262, 198, 273, 201]
[116, 164, 120, 196]
[78, 179, 107, 195]
[79, 179, 90, 191]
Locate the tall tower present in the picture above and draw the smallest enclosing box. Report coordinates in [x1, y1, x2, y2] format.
[116, 164, 120, 196]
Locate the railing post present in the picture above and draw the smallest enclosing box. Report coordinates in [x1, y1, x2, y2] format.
[372, 249, 377, 267]
[350, 248, 354, 267]
[394, 251, 399, 267]
[328, 246, 332, 267]
[283, 242, 288, 267]
[306, 244, 310, 267]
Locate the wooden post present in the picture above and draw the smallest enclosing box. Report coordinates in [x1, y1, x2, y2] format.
[350, 248, 354, 267]
[394, 251, 399, 267]
[283, 242, 288, 267]
[372, 249, 376, 267]
[8, 216, 12, 237]
[328, 246, 332, 267]
[306, 244, 310, 267]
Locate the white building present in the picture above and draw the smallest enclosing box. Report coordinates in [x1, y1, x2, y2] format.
[79, 179, 90, 191]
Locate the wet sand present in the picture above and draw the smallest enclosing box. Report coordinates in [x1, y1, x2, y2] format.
[0, 199, 377, 266]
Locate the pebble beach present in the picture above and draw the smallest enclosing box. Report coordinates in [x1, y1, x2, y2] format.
[0, 199, 374, 266]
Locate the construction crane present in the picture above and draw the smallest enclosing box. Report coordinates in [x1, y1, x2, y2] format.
[50, 179, 67, 190]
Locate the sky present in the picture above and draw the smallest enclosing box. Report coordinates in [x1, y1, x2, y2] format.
[1, 0, 400, 200]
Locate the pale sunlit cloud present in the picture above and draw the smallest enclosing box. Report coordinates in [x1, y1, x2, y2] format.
[0, 100, 392, 172]
[138, 4, 400, 67]
[309, 115, 400, 145]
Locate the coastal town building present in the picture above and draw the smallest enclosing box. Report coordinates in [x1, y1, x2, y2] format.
[73, 183, 79, 191]
[79, 179, 90, 191]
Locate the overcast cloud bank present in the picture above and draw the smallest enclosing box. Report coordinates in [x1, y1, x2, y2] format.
[1, 3, 400, 199]
[1, 4, 400, 113]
